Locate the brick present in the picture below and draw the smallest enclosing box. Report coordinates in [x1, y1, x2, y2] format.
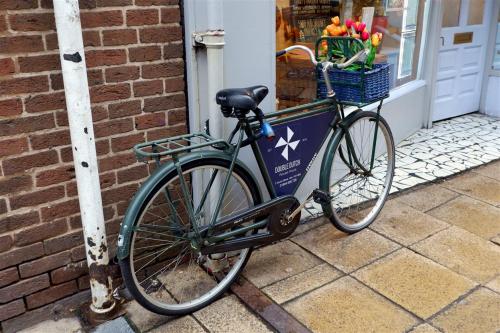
[94, 118, 133, 138]
[96, 0, 132, 6]
[0, 137, 29, 158]
[0, 174, 33, 197]
[142, 60, 184, 79]
[71, 246, 86, 262]
[0, 199, 6, 215]
[0, 99, 22, 117]
[111, 133, 145, 152]
[102, 184, 137, 205]
[0, 15, 5, 32]
[10, 186, 65, 211]
[43, 230, 83, 254]
[50, 261, 87, 284]
[164, 77, 184, 92]
[117, 164, 148, 184]
[127, 9, 159, 26]
[147, 123, 186, 141]
[135, 112, 166, 130]
[0, 274, 50, 303]
[105, 65, 140, 83]
[0, 114, 55, 137]
[0, 299, 25, 322]
[164, 42, 184, 59]
[9, 13, 55, 32]
[108, 100, 142, 119]
[0, 243, 44, 270]
[135, 0, 178, 5]
[0, 268, 19, 288]
[0, 236, 13, 253]
[19, 250, 71, 278]
[41, 199, 80, 223]
[0, 0, 37, 10]
[85, 49, 127, 68]
[81, 10, 123, 28]
[129, 46, 161, 62]
[26, 280, 77, 309]
[36, 166, 75, 187]
[15, 220, 68, 249]
[0, 35, 44, 54]
[19, 54, 60, 73]
[25, 92, 66, 113]
[0, 211, 39, 234]
[90, 83, 130, 103]
[98, 152, 136, 172]
[143, 93, 185, 112]
[78, 275, 90, 290]
[29, 130, 70, 150]
[0, 58, 15, 76]
[0, 76, 49, 96]
[102, 29, 137, 46]
[161, 7, 181, 24]
[2, 150, 59, 176]
[133, 80, 163, 97]
[168, 108, 187, 125]
[139, 26, 182, 43]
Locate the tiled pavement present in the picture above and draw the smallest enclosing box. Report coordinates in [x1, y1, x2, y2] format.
[113, 160, 499, 333]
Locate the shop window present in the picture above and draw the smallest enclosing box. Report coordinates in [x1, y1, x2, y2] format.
[276, 0, 425, 109]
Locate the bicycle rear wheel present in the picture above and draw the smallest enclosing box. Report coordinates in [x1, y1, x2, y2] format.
[322, 111, 395, 233]
[119, 158, 261, 315]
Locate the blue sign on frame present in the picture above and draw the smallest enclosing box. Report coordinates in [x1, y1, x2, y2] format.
[257, 111, 335, 196]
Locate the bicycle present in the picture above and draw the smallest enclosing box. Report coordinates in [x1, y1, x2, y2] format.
[117, 37, 395, 315]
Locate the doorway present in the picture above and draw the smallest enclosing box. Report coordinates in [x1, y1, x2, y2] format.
[433, 0, 493, 121]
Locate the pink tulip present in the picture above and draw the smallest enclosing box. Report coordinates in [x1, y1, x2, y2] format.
[345, 19, 353, 29]
[357, 22, 366, 33]
[361, 30, 370, 41]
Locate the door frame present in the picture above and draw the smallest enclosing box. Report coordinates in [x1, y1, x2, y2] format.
[426, 0, 496, 125]
[480, 0, 500, 111]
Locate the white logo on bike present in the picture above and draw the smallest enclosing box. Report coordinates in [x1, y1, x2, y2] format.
[275, 127, 300, 161]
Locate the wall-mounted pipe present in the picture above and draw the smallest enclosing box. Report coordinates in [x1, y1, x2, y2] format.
[53, 0, 115, 314]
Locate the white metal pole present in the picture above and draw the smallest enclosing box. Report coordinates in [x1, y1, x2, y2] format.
[53, 0, 115, 314]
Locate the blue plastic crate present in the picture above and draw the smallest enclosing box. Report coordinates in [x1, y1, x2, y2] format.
[317, 63, 390, 104]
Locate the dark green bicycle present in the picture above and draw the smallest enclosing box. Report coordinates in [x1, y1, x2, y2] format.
[117, 39, 395, 315]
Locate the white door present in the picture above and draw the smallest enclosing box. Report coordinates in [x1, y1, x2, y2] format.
[433, 0, 493, 121]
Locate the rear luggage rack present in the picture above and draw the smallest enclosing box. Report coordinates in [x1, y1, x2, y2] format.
[134, 132, 230, 162]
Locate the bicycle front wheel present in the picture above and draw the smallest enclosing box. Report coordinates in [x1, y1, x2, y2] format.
[322, 111, 395, 233]
[119, 158, 261, 316]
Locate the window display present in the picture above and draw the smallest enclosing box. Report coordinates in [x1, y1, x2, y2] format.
[276, 0, 424, 108]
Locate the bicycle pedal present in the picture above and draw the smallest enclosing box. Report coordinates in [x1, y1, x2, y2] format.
[312, 189, 332, 205]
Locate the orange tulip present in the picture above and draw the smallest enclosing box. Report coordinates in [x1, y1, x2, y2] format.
[331, 16, 340, 26]
[341, 24, 348, 35]
[352, 33, 360, 39]
[326, 24, 336, 36]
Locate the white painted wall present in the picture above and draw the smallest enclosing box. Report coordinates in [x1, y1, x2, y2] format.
[484, 76, 500, 117]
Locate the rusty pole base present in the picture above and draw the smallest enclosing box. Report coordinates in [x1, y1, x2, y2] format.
[77, 298, 126, 329]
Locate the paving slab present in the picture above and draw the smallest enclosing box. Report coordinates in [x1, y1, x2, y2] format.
[243, 240, 321, 288]
[472, 160, 500, 181]
[411, 227, 500, 283]
[368, 200, 449, 246]
[261, 263, 342, 304]
[491, 235, 500, 245]
[431, 288, 500, 333]
[353, 248, 476, 319]
[125, 299, 172, 332]
[18, 317, 83, 333]
[292, 225, 400, 273]
[93, 317, 134, 333]
[441, 172, 500, 206]
[193, 295, 272, 333]
[407, 323, 440, 333]
[427, 195, 500, 239]
[486, 275, 500, 294]
[396, 184, 459, 212]
[149, 316, 205, 333]
[284, 276, 418, 333]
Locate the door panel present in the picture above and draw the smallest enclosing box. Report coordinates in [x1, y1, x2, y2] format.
[433, 0, 493, 121]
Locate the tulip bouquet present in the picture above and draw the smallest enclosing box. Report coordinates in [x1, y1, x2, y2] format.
[319, 16, 383, 71]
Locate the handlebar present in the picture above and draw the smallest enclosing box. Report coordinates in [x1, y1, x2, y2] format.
[276, 44, 369, 98]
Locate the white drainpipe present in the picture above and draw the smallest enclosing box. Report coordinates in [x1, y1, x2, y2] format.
[53, 0, 115, 314]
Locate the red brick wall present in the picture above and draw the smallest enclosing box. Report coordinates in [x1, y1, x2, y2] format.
[0, 0, 187, 330]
